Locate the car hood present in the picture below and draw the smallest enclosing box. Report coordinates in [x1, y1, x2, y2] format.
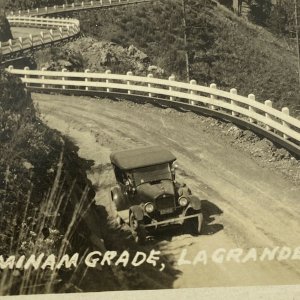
[135, 180, 175, 203]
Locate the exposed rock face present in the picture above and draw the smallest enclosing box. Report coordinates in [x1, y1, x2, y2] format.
[0, 13, 13, 42]
[35, 37, 165, 75]
[66, 38, 150, 73]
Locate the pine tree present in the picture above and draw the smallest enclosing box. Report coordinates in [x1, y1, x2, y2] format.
[248, 0, 272, 26]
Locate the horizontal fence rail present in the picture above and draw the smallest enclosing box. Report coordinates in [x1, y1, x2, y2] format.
[7, 0, 150, 17]
[1, 17, 79, 57]
[2, 0, 300, 158]
[0, 0, 149, 60]
[6, 66, 300, 157]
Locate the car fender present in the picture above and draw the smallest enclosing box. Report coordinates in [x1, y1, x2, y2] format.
[111, 186, 129, 211]
[188, 195, 202, 211]
[129, 205, 144, 221]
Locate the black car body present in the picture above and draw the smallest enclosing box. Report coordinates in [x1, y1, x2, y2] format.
[110, 146, 203, 241]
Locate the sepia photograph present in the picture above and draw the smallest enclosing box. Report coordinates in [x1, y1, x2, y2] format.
[0, 0, 300, 298]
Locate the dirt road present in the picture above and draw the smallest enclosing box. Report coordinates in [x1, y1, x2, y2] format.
[33, 93, 300, 288]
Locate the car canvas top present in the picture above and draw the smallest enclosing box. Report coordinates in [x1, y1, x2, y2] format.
[110, 146, 176, 170]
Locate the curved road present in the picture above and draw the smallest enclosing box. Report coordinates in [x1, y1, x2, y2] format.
[32, 93, 300, 288]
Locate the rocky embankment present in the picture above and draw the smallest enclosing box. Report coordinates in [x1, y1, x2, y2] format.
[34, 37, 164, 76]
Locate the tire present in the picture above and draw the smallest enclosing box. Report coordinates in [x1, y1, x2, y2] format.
[129, 212, 146, 244]
[116, 215, 125, 226]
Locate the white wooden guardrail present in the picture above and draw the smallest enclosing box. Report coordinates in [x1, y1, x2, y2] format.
[0, 17, 79, 56]
[6, 66, 300, 156]
[0, 0, 149, 59]
[7, 0, 148, 17]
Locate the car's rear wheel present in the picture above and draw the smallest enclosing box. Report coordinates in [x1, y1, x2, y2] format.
[129, 212, 146, 244]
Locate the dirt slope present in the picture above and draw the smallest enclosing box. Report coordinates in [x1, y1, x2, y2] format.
[33, 93, 300, 288]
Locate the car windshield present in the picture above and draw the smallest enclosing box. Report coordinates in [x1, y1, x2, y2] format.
[133, 163, 172, 186]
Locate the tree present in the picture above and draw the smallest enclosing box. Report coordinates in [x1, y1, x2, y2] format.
[248, 0, 272, 26]
[0, 14, 13, 42]
[267, 3, 289, 35]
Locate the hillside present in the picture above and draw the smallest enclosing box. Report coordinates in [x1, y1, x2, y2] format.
[75, 0, 299, 115]
[0, 68, 100, 294]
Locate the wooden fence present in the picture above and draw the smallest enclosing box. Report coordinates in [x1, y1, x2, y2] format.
[6, 66, 300, 157]
[0, 17, 79, 56]
[7, 0, 149, 17]
[0, 0, 149, 59]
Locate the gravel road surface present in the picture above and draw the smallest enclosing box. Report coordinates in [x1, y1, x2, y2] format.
[33, 93, 300, 288]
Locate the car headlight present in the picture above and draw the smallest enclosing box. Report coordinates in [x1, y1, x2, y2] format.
[144, 202, 154, 213]
[179, 197, 188, 207]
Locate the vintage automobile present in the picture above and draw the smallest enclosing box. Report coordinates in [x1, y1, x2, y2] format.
[110, 146, 203, 242]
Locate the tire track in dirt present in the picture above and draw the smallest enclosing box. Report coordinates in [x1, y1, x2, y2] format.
[34, 93, 300, 288]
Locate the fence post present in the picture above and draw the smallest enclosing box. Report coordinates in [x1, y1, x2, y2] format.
[281, 107, 290, 140]
[59, 27, 63, 38]
[91, 1, 94, 6]
[168, 75, 176, 101]
[24, 66, 29, 87]
[105, 70, 112, 92]
[18, 37, 23, 49]
[210, 83, 217, 110]
[40, 31, 44, 44]
[85, 69, 91, 91]
[264, 100, 273, 131]
[62, 68, 67, 90]
[189, 79, 197, 105]
[41, 67, 46, 88]
[54, 5, 57, 11]
[27, 9, 30, 14]
[248, 94, 256, 123]
[18, 10, 21, 15]
[29, 34, 33, 47]
[36, 8, 39, 14]
[8, 39, 13, 52]
[230, 88, 238, 116]
[45, 6, 48, 13]
[126, 71, 133, 94]
[49, 29, 54, 41]
[147, 73, 153, 97]
[82, 1, 85, 7]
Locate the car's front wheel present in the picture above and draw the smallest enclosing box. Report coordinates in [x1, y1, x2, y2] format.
[129, 212, 146, 244]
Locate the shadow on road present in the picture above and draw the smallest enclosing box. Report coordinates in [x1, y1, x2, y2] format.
[201, 199, 224, 235]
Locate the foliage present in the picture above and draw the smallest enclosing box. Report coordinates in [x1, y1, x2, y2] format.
[246, 0, 299, 38]
[0, 68, 97, 294]
[248, 0, 273, 26]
